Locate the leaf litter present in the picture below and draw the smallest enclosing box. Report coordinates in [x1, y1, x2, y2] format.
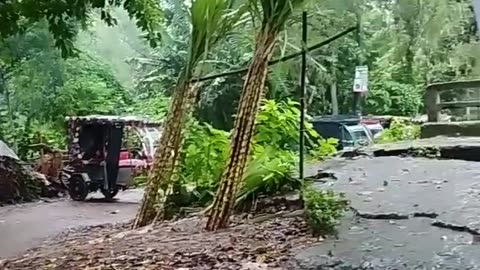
[1, 214, 318, 270]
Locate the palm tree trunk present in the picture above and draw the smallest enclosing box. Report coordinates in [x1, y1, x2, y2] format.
[133, 80, 199, 229]
[206, 29, 278, 231]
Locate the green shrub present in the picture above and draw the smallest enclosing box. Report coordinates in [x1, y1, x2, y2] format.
[303, 184, 348, 236]
[255, 99, 337, 156]
[140, 99, 339, 212]
[376, 118, 420, 143]
[176, 120, 230, 205]
[255, 99, 303, 150]
[309, 138, 338, 160]
[171, 122, 300, 208]
[236, 146, 299, 206]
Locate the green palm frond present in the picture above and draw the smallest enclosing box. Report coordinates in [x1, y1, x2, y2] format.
[248, 0, 309, 32]
[186, 0, 248, 76]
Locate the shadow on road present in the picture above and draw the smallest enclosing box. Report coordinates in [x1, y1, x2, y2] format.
[84, 198, 138, 205]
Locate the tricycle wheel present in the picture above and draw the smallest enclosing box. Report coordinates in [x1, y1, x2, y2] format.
[101, 187, 119, 199]
[68, 175, 88, 201]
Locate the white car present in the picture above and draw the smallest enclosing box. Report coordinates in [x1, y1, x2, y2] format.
[364, 123, 384, 139]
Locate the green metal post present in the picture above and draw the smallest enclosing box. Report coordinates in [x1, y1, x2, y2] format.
[299, 11, 307, 180]
[352, 4, 363, 116]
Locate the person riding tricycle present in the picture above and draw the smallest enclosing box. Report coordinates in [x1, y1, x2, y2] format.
[62, 115, 161, 201]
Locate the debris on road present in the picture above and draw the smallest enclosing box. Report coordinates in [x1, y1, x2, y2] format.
[0, 156, 43, 205]
[0, 140, 64, 206]
[0, 214, 318, 270]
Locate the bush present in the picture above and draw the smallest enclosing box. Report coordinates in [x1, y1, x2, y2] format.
[236, 146, 300, 207]
[162, 99, 337, 209]
[133, 99, 338, 215]
[176, 120, 230, 205]
[169, 122, 300, 208]
[376, 118, 420, 143]
[309, 138, 338, 160]
[303, 184, 348, 236]
[255, 99, 338, 156]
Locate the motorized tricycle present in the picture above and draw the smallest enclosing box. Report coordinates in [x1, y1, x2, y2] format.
[62, 115, 161, 201]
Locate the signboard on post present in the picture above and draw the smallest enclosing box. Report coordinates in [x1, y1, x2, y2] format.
[353, 65, 368, 93]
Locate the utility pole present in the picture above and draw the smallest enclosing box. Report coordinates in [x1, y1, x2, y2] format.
[299, 11, 307, 180]
[352, 2, 364, 116]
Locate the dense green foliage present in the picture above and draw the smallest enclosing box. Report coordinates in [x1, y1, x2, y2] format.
[376, 119, 421, 143]
[0, 0, 163, 56]
[0, 24, 131, 159]
[128, 0, 480, 130]
[155, 99, 337, 210]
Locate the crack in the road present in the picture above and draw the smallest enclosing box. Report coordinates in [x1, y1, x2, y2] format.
[349, 207, 409, 220]
[413, 212, 439, 218]
[349, 207, 478, 237]
[431, 220, 480, 235]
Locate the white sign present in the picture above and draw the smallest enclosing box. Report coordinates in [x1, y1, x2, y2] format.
[353, 66, 368, 93]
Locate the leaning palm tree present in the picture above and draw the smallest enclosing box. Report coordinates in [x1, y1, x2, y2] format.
[206, 0, 309, 231]
[133, 0, 246, 228]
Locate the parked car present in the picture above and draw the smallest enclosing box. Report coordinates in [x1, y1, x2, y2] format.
[360, 119, 384, 139]
[310, 115, 373, 150]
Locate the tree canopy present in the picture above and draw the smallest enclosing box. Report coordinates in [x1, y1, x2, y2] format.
[0, 0, 163, 56]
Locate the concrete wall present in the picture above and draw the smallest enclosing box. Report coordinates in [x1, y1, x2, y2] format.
[421, 121, 480, 138]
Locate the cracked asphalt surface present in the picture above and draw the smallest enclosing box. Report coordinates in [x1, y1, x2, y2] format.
[297, 156, 480, 269]
[0, 189, 142, 259]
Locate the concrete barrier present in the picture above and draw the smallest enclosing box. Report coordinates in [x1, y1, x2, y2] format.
[421, 121, 480, 138]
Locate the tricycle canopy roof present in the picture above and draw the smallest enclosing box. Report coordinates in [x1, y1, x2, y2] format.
[65, 115, 162, 127]
[311, 115, 361, 125]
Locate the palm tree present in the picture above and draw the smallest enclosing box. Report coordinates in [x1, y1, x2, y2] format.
[206, 0, 309, 231]
[133, 0, 246, 228]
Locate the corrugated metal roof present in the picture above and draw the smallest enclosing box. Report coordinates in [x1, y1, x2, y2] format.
[65, 115, 162, 126]
[0, 140, 19, 160]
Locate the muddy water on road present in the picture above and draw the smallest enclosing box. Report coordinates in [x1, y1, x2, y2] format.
[0, 189, 142, 258]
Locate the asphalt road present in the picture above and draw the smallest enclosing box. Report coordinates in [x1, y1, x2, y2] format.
[0, 189, 142, 259]
[296, 156, 480, 269]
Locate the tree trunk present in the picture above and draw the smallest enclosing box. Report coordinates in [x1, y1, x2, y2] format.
[0, 70, 17, 153]
[133, 80, 199, 229]
[205, 29, 278, 231]
[330, 80, 338, 115]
